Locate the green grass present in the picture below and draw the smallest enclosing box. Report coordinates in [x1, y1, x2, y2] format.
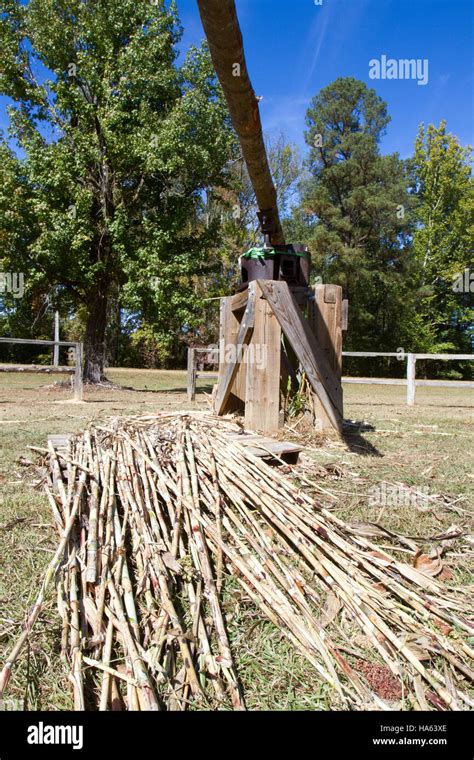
[0, 370, 472, 710]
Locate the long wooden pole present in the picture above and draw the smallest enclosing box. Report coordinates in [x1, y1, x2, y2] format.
[74, 343, 84, 401]
[187, 348, 196, 402]
[196, 0, 284, 245]
[53, 311, 60, 367]
[407, 353, 416, 406]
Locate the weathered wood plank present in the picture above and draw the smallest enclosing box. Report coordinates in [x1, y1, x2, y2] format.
[313, 284, 343, 375]
[214, 283, 256, 415]
[342, 351, 473, 361]
[218, 296, 247, 408]
[227, 432, 302, 462]
[244, 293, 281, 432]
[412, 353, 473, 361]
[48, 434, 73, 448]
[0, 337, 77, 347]
[258, 280, 343, 432]
[310, 284, 343, 431]
[342, 377, 407, 385]
[0, 364, 74, 373]
[342, 377, 474, 388]
[230, 289, 249, 312]
[73, 345, 83, 401]
[227, 433, 302, 452]
[187, 348, 196, 402]
[342, 299, 349, 331]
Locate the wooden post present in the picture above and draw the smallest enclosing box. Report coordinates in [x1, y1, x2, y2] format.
[342, 299, 349, 332]
[74, 343, 83, 401]
[309, 284, 343, 431]
[244, 290, 281, 432]
[407, 353, 416, 406]
[53, 311, 59, 367]
[187, 348, 196, 402]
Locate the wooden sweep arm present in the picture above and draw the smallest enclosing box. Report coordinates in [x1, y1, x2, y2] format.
[196, 0, 285, 246]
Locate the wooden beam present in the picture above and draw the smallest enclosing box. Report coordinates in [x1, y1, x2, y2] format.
[406, 353, 416, 406]
[313, 284, 343, 375]
[73, 343, 83, 401]
[342, 351, 473, 361]
[53, 311, 60, 367]
[308, 284, 343, 431]
[412, 353, 473, 361]
[218, 297, 246, 408]
[230, 289, 249, 312]
[342, 377, 474, 388]
[244, 293, 281, 432]
[0, 364, 73, 373]
[258, 280, 343, 432]
[187, 348, 196, 402]
[214, 283, 256, 415]
[342, 299, 349, 331]
[0, 337, 78, 347]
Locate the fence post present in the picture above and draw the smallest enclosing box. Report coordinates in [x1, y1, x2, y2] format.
[406, 353, 416, 406]
[74, 342, 83, 401]
[187, 348, 196, 402]
[52, 311, 60, 367]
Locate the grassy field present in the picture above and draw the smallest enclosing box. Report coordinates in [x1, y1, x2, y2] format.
[0, 369, 472, 710]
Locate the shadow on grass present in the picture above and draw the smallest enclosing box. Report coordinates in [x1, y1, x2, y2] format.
[97, 382, 216, 395]
[342, 420, 382, 457]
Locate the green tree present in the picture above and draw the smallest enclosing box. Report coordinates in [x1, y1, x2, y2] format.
[411, 121, 473, 357]
[294, 77, 417, 364]
[0, 0, 235, 381]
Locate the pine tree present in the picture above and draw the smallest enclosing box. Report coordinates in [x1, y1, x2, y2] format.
[297, 77, 417, 363]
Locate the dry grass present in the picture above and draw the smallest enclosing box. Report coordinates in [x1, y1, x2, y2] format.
[0, 370, 472, 710]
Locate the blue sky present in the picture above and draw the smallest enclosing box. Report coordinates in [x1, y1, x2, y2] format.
[1, 0, 472, 161]
[178, 0, 473, 159]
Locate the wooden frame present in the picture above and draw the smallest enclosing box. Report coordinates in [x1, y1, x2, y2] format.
[186, 347, 218, 401]
[214, 280, 344, 434]
[0, 337, 84, 400]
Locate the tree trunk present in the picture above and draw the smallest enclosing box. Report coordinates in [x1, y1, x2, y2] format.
[104, 279, 121, 368]
[196, 0, 285, 245]
[83, 292, 108, 383]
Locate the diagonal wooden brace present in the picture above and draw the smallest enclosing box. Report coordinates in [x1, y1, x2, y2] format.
[214, 282, 257, 415]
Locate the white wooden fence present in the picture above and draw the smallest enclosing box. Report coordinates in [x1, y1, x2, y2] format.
[342, 352, 473, 405]
[186, 347, 473, 406]
[0, 337, 84, 400]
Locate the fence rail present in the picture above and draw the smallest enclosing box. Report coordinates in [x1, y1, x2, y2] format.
[0, 337, 84, 400]
[187, 347, 473, 406]
[342, 352, 473, 405]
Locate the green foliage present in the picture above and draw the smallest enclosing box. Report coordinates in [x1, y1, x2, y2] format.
[0, 0, 235, 378]
[411, 121, 473, 357]
[294, 78, 418, 362]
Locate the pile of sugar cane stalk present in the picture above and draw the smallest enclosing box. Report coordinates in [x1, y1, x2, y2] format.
[1, 413, 473, 711]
